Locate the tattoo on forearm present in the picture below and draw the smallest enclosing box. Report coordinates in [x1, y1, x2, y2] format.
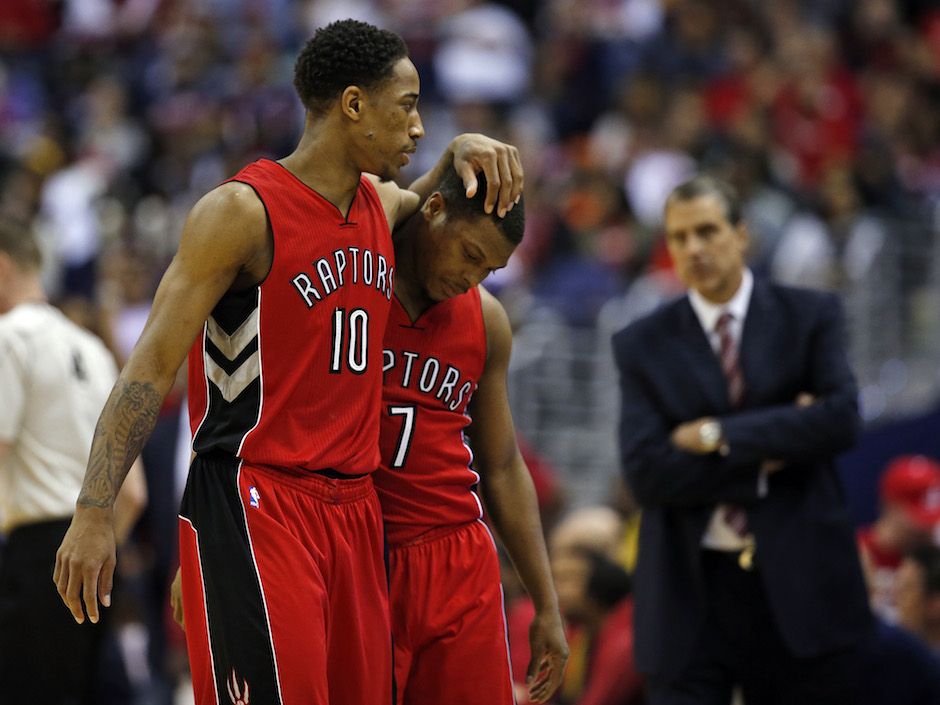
[78, 380, 161, 509]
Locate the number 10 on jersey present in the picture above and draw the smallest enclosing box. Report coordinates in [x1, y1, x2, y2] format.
[330, 308, 369, 374]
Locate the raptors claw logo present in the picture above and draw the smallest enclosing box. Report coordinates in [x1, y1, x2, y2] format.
[227, 669, 250, 705]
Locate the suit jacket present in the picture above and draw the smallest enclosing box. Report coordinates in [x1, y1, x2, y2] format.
[612, 279, 871, 678]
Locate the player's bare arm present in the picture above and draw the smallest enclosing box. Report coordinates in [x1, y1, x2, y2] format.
[113, 459, 148, 546]
[367, 133, 525, 231]
[467, 287, 568, 704]
[53, 182, 270, 625]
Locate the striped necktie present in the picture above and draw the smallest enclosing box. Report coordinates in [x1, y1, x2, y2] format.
[716, 311, 748, 536]
[716, 311, 744, 408]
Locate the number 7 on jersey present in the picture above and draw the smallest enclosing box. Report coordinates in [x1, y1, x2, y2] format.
[388, 405, 416, 469]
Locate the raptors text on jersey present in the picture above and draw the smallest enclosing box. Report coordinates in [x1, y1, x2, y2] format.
[374, 288, 487, 545]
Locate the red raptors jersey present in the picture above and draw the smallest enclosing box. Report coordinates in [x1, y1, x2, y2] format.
[188, 160, 394, 474]
[374, 287, 487, 546]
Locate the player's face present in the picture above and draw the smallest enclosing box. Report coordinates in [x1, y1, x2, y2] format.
[418, 205, 516, 302]
[357, 58, 424, 181]
[664, 194, 749, 304]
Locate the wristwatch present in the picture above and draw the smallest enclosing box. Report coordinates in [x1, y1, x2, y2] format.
[698, 419, 724, 453]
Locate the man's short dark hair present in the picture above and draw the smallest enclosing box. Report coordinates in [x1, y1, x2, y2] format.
[437, 166, 525, 245]
[908, 544, 940, 595]
[0, 218, 41, 271]
[293, 20, 408, 115]
[667, 174, 743, 225]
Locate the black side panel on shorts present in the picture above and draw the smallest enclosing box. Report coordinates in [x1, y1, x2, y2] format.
[180, 456, 281, 705]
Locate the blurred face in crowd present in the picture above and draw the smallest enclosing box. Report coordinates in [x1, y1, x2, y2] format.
[413, 193, 516, 302]
[552, 549, 590, 622]
[883, 504, 933, 553]
[350, 58, 424, 182]
[664, 193, 749, 304]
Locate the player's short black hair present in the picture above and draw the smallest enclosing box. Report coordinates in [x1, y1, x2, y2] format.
[293, 19, 409, 115]
[667, 174, 743, 225]
[0, 217, 41, 271]
[437, 166, 525, 245]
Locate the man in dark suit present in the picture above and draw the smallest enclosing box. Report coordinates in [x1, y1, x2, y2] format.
[612, 175, 872, 704]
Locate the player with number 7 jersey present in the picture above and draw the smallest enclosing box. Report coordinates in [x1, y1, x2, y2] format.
[374, 167, 568, 705]
[378, 286, 485, 543]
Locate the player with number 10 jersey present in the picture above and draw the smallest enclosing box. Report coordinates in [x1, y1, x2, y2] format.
[187, 160, 394, 471]
[182, 160, 396, 705]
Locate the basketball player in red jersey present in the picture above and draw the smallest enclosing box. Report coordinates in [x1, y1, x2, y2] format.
[376, 167, 568, 705]
[52, 19, 522, 705]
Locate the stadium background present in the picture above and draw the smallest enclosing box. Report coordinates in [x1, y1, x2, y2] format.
[1, 0, 938, 702]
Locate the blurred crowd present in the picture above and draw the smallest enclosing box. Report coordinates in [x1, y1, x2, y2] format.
[1, 0, 939, 703]
[1, 0, 938, 329]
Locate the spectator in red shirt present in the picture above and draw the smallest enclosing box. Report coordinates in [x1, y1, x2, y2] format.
[551, 546, 644, 705]
[858, 455, 940, 622]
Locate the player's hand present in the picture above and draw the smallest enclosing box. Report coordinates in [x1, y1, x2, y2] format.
[450, 133, 524, 218]
[53, 506, 117, 625]
[170, 567, 185, 630]
[526, 608, 568, 703]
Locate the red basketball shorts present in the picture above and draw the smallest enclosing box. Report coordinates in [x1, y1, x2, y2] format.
[178, 455, 392, 705]
[389, 520, 515, 705]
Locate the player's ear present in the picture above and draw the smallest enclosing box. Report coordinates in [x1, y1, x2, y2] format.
[423, 192, 445, 221]
[341, 86, 364, 122]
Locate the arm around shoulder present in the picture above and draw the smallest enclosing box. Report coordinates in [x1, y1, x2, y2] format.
[364, 174, 420, 233]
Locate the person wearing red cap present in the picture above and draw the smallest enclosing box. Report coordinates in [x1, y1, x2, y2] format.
[857, 455, 940, 622]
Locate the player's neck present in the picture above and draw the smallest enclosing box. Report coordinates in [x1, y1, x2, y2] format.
[393, 225, 434, 320]
[280, 127, 362, 214]
[394, 278, 432, 321]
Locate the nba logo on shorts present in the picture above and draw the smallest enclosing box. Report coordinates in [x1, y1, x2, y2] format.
[248, 486, 261, 509]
